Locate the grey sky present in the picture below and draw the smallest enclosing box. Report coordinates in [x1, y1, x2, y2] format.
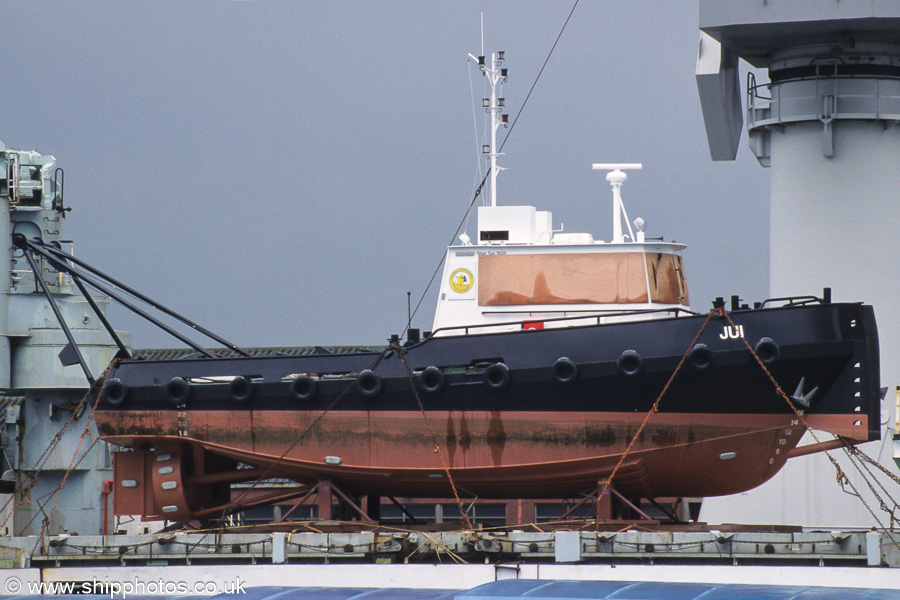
[1, 1, 768, 348]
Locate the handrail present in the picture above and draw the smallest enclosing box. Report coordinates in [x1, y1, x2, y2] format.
[7, 153, 18, 204]
[748, 72, 900, 101]
[428, 306, 700, 339]
[758, 293, 829, 309]
[53, 167, 68, 214]
[432, 292, 835, 340]
[747, 73, 900, 123]
[747, 71, 770, 102]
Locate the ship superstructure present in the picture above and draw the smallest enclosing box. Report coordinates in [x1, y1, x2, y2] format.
[433, 163, 688, 335]
[433, 52, 687, 336]
[0, 141, 130, 536]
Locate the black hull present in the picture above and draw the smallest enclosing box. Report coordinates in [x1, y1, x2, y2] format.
[93, 300, 880, 520]
[96, 302, 879, 434]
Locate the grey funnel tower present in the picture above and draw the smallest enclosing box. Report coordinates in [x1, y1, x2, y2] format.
[696, 1, 900, 526]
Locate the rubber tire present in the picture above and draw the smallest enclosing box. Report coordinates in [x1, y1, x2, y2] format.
[104, 378, 128, 407]
[552, 357, 578, 385]
[483, 363, 510, 391]
[291, 375, 317, 402]
[229, 376, 253, 403]
[755, 337, 780, 364]
[688, 343, 713, 371]
[418, 366, 445, 395]
[357, 369, 383, 398]
[165, 377, 190, 406]
[617, 350, 643, 377]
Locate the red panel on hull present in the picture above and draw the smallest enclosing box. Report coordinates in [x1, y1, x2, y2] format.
[112, 450, 150, 517]
[101, 408, 836, 520]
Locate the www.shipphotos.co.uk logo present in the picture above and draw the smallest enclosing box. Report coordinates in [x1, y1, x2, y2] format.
[449, 268, 474, 293]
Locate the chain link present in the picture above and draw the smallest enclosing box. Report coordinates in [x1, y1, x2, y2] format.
[720, 311, 900, 549]
[589, 307, 723, 532]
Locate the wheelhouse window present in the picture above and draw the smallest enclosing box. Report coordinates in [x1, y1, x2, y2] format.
[478, 253, 649, 306]
[646, 252, 689, 305]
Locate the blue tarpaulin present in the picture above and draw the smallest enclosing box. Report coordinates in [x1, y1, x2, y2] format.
[5, 581, 898, 599]
[455, 579, 900, 599]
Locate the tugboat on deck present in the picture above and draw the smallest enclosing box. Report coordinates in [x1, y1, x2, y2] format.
[18, 51, 879, 523]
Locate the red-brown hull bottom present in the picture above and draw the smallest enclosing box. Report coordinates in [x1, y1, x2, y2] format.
[101, 410, 865, 520]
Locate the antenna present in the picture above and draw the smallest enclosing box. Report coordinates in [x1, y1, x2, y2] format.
[480, 11, 484, 59]
[592, 163, 642, 243]
[406, 291, 412, 338]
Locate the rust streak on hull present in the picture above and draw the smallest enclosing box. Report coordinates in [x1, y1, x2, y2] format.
[99, 409, 848, 517]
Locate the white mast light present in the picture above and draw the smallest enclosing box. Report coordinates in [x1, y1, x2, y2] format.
[633, 217, 646, 243]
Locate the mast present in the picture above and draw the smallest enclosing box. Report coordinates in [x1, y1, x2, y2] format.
[472, 51, 508, 206]
[592, 163, 642, 243]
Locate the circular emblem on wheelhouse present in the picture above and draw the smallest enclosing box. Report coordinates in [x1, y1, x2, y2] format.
[449, 268, 474, 293]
